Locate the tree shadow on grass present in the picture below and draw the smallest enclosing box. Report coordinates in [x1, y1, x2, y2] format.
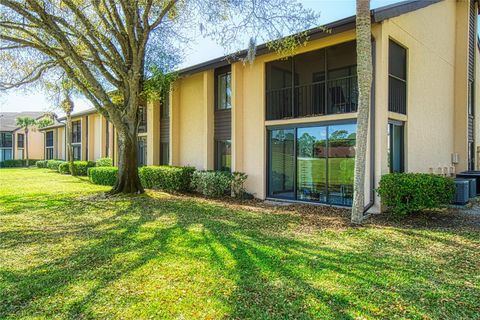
[0, 193, 478, 319]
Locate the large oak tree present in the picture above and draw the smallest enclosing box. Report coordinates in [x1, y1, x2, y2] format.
[1, 0, 318, 194]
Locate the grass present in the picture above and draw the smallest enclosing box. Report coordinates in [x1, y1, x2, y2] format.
[0, 168, 479, 319]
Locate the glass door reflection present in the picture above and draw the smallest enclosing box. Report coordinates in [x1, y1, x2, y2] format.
[296, 127, 327, 202]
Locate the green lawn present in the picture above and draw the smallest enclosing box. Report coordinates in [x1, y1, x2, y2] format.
[0, 168, 479, 319]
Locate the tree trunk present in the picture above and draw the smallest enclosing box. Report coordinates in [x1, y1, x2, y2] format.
[109, 127, 144, 194]
[66, 111, 75, 176]
[351, 0, 372, 224]
[25, 128, 29, 167]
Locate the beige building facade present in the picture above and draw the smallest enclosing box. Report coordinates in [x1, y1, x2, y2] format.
[42, 0, 479, 213]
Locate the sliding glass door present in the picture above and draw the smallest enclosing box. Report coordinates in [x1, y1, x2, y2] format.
[268, 122, 357, 206]
[268, 129, 295, 199]
[297, 127, 327, 202]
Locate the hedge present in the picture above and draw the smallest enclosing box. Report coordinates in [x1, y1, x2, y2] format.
[377, 173, 455, 216]
[58, 162, 70, 174]
[36, 160, 47, 168]
[96, 157, 113, 167]
[191, 170, 233, 197]
[139, 166, 195, 192]
[47, 160, 64, 171]
[58, 161, 96, 176]
[88, 167, 118, 186]
[0, 159, 41, 168]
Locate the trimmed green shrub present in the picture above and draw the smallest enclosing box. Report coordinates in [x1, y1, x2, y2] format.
[139, 166, 195, 192]
[0, 159, 41, 168]
[231, 172, 248, 198]
[191, 170, 233, 197]
[47, 160, 64, 171]
[96, 157, 113, 167]
[58, 162, 70, 174]
[36, 160, 47, 168]
[71, 161, 96, 176]
[88, 167, 118, 186]
[377, 173, 455, 216]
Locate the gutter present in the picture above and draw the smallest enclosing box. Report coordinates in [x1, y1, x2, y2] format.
[363, 38, 377, 214]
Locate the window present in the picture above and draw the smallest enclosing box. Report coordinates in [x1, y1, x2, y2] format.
[46, 131, 54, 147]
[45, 131, 54, 160]
[138, 106, 147, 133]
[72, 120, 81, 143]
[268, 123, 356, 206]
[138, 136, 147, 166]
[71, 120, 81, 160]
[73, 145, 81, 161]
[215, 68, 232, 110]
[17, 133, 24, 148]
[388, 122, 405, 173]
[388, 40, 407, 114]
[0, 148, 12, 161]
[469, 141, 476, 171]
[215, 140, 231, 171]
[46, 147, 54, 160]
[160, 142, 169, 165]
[266, 41, 358, 120]
[0, 132, 13, 148]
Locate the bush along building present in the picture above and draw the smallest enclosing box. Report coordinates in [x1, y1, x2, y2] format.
[40, 0, 480, 213]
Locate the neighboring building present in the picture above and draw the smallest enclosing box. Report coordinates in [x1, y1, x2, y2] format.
[42, 0, 480, 213]
[0, 111, 47, 161]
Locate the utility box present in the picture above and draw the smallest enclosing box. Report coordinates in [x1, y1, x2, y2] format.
[453, 179, 469, 205]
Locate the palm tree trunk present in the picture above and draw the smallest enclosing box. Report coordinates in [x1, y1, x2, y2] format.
[352, 0, 372, 224]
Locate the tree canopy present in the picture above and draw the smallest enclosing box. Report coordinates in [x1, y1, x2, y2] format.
[1, 0, 320, 193]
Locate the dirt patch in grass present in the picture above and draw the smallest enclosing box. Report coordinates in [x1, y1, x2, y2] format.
[147, 190, 480, 232]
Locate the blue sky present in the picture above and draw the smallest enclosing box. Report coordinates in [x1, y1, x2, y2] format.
[0, 0, 417, 114]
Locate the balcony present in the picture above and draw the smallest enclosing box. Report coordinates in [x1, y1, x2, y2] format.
[266, 75, 358, 120]
[265, 40, 358, 121]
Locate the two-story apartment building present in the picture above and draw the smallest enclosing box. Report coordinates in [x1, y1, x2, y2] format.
[42, 0, 479, 213]
[0, 111, 48, 161]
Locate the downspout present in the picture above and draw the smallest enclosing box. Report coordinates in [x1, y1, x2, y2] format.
[364, 38, 376, 213]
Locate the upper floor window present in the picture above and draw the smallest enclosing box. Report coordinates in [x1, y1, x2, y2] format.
[215, 66, 232, 110]
[46, 131, 54, 147]
[266, 41, 358, 120]
[388, 40, 407, 114]
[72, 120, 81, 143]
[138, 106, 147, 133]
[0, 132, 13, 148]
[17, 133, 24, 148]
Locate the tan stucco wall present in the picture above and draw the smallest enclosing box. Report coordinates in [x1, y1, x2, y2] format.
[176, 72, 207, 169]
[147, 100, 160, 166]
[13, 127, 44, 160]
[57, 127, 65, 160]
[385, 0, 457, 174]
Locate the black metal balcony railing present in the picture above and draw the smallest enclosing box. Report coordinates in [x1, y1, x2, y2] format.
[266, 75, 358, 120]
[388, 76, 406, 114]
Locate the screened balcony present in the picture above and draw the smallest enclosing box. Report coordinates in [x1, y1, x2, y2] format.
[266, 41, 358, 121]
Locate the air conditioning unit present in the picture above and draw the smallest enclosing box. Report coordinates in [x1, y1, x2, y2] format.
[463, 178, 477, 198]
[453, 179, 469, 205]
